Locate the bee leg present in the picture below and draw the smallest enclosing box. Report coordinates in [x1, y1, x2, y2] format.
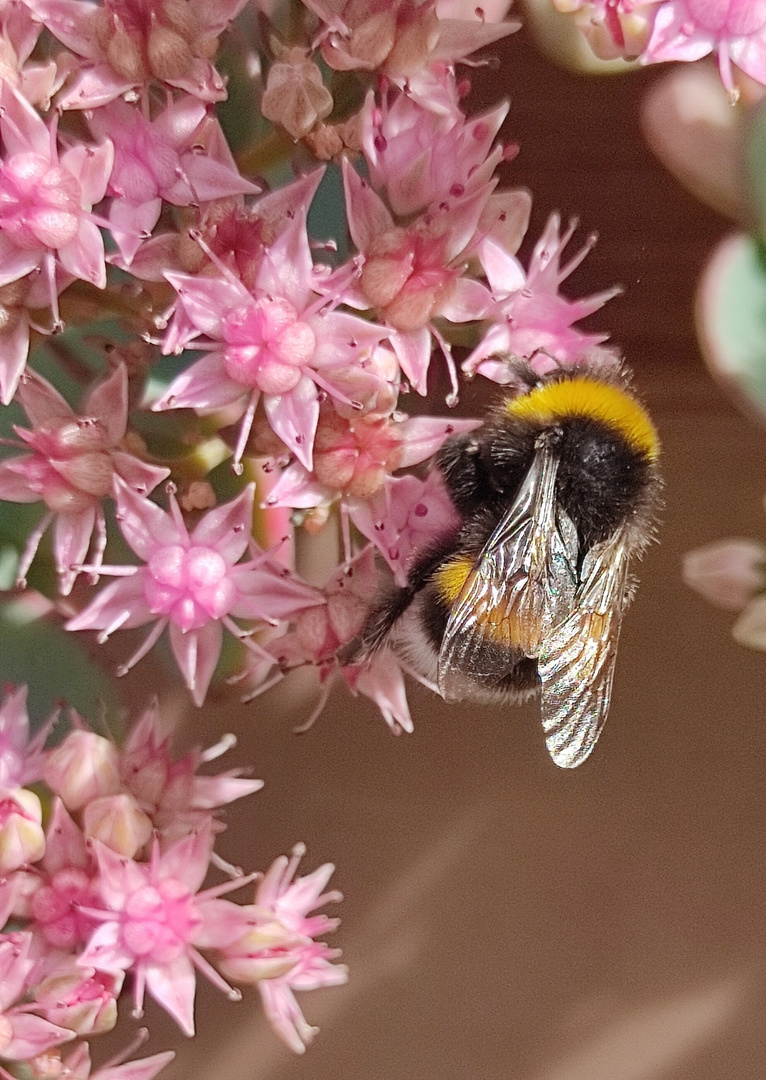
[341, 534, 458, 664]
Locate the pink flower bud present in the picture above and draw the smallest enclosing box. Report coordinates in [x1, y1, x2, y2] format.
[683, 539, 766, 612]
[0, 787, 45, 871]
[82, 793, 153, 858]
[216, 917, 303, 985]
[34, 967, 123, 1037]
[44, 731, 121, 812]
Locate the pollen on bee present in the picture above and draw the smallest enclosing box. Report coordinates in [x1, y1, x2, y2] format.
[433, 556, 473, 603]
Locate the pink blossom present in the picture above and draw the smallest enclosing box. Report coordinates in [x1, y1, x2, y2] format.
[123, 168, 325, 289]
[0, 0, 63, 107]
[25, 0, 247, 108]
[29, 800, 101, 951]
[643, 0, 766, 97]
[154, 206, 389, 470]
[0, 932, 75, 1060]
[341, 157, 494, 397]
[65, 480, 322, 705]
[239, 547, 416, 733]
[552, 0, 659, 60]
[0, 79, 113, 305]
[119, 699, 264, 842]
[77, 824, 251, 1036]
[216, 846, 347, 1054]
[352, 469, 459, 586]
[60, 1040, 175, 1080]
[0, 364, 169, 593]
[87, 97, 259, 264]
[303, 0, 518, 78]
[0, 684, 48, 786]
[360, 86, 510, 217]
[265, 406, 479, 561]
[464, 215, 620, 381]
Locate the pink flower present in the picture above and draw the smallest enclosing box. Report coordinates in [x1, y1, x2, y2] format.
[303, 0, 518, 78]
[25, 0, 247, 108]
[352, 469, 460, 586]
[0, 684, 48, 787]
[216, 846, 347, 1054]
[0, 0, 63, 108]
[552, 0, 659, 60]
[341, 157, 494, 398]
[88, 97, 259, 264]
[0, 83, 113, 399]
[29, 800, 101, 951]
[77, 824, 250, 1036]
[463, 215, 620, 381]
[154, 206, 389, 470]
[61, 1040, 175, 1080]
[643, 0, 766, 98]
[66, 480, 321, 705]
[265, 407, 479, 559]
[0, 363, 170, 593]
[239, 547, 416, 733]
[360, 85, 510, 217]
[119, 699, 264, 842]
[0, 932, 75, 1060]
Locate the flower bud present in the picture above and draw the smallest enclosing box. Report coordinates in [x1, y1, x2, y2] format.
[82, 793, 153, 858]
[0, 787, 45, 871]
[216, 918, 303, 985]
[683, 539, 766, 612]
[34, 967, 123, 1037]
[44, 731, 121, 812]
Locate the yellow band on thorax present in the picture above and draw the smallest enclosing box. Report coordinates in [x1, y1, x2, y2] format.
[505, 376, 659, 460]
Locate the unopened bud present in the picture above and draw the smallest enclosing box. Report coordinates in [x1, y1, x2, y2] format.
[82, 793, 153, 858]
[261, 51, 333, 140]
[44, 731, 121, 812]
[346, 10, 396, 70]
[147, 23, 193, 81]
[0, 787, 45, 871]
[107, 25, 147, 82]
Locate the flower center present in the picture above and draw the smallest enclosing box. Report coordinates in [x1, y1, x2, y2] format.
[144, 543, 237, 630]
[120, 879, 200, 963]
[222, 297, 316, 394]
[685, 0, 766, 35]
[0, 153, 82, 250]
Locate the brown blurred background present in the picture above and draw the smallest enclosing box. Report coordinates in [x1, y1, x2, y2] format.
[139, 24, 766, 1080]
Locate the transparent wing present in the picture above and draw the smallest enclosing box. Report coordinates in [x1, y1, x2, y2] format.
[538, 526, 633, 768]
[437, 440, 578, 701]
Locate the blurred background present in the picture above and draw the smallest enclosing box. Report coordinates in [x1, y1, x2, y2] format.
[123, 21, 766, 1080]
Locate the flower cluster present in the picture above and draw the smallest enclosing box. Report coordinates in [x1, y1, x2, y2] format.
[0, 0, 643, 1069]
[552, 0, 766, 100]
[0, 687, 345, 1074]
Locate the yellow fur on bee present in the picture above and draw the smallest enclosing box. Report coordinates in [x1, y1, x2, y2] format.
[506, 376, 659, 460]
[433, 556, 473, 603]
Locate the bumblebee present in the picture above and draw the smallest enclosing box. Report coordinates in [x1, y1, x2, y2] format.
[354, 359, 661, 768]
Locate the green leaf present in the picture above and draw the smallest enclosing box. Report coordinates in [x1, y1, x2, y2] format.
[0, 598, 117, 722]
[696, 231, 766, 422]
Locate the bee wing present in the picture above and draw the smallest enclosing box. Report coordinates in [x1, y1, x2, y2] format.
[538, 526, 633, 768]
[437, 440, 579, 701]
